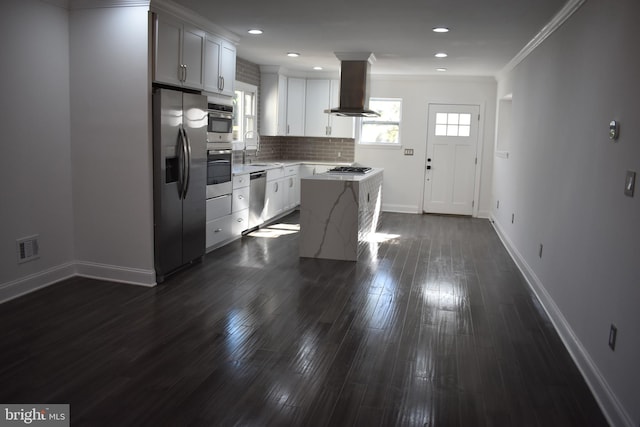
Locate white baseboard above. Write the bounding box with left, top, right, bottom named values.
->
left=0, top=261, right=156, bottom=304
left=490, top=216, right=634, bottom=427
left=0, top=262, right=76, bottom=304
left=75, top=261, right=157, bottom=287
left=382, top=203, right=419, bottom=214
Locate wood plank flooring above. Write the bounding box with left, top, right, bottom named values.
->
left=0, top=212, right=609, bottom=426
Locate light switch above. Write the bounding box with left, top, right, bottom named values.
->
left=624, top=170, right=635, bottom=197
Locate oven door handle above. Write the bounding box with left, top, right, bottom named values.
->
left=207, top=160, right=231, bottom=164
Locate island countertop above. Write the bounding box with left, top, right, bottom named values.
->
left=301, top=167, right=383, bottom=182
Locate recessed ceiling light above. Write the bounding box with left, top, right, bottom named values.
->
left=287, top=52, right=300, bottom=57
left=432, top=27, right=449, bottom=33
left=436, top=68, right=448, bottom=72
left=247, top=29, right=263, bottom=35
left=313, top=66, right=323, bottom=70
left=435, top=52, right=448, bottom=58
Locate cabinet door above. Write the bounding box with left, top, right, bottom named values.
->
left=181, top=25, right=205, bottom=89
left=305, top=79, right=331, bottom=137
left=260, top=73, right=288, bottom=136
left=203, top=36, right=221, bottom=93
left=219, top=41, right=236, bottom=97
left=154, top=15, right=182, bottom=86
left=286, top=77, right=306, bottom=136
left=265, top=179, right=284, bottom=219
left=329, top=79, right=355, bottom=138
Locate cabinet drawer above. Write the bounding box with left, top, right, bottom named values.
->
left=267, top=167, right=284, bottom=181
left=232, top=208, right=249, bottom=235
left=284, top=165, right=299, bottom=176
left=206, top=215, right=234, bottom=248
left=206, top=194, right=232, bottom=221
left=233, top=173, right=249, bottom=189
left=232, top=186, right=250, bottom=213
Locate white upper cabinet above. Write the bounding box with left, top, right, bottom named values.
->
left=304, top=79, right=331, bottom=137
left=329, top=80, right=355, bottom=138
left=304, top=79, right=354, bottom=138
left=260, top=73, right=353, bottom=138
left=260, top=72, right=288, bottom=136
left=204, top=35, right=236, bottom=97
left=286, top=77, right=306, bottom=136
left=154, top=14, right=205, bottom=90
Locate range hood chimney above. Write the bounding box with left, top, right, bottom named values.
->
left=327, top=52, right=380, bottom=117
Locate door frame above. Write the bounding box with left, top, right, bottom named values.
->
left=421, top=101, right=486, bottom=217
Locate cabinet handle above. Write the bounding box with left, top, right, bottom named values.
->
left=238, top=195, right=244, bottom=199
left=287, top=125, right=290, bottom=134
left=221, top=76, right=225, bottom=90
left=215, top=228, right=223, bottom=233
left=237, top=218, right=243, bottom=222
left=275, top=182, right=279, bottom=192
left=183, top=65, right=187, bottom=82
left=289, top=177, right=293, bottom=188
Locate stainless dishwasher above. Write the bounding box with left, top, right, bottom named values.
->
left=248, top=171, right=266, bottom=229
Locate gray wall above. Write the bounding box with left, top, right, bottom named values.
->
left=492, top=0, right=640, bottom=425
left=0, top=0, right=75, bottom=300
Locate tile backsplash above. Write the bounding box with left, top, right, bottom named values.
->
left=235, top=136, right=355, bottom=165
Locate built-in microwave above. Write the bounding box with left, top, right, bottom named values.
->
left=207, top=103, right=233, bottom=143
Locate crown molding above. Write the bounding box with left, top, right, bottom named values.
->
left=69, top=0, right=150, bottom=8
left=150, top=0, right=240, bottom=43
left=497, top=0, right=587, bottom=80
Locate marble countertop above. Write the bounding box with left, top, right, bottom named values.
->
left=232, top=160, right=351, bottom=176
left=301, top=167, right=383, bottom=182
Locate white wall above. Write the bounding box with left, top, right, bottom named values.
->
left=70, top=5, right=155, bottom=285
left=492, top=0, right=640, bottom=425
left=0, top=0, right=75, bottom=301
left=356, top=76, right=496, bottom=216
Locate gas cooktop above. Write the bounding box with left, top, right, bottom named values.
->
left=327, top=166, right=372, bottom=174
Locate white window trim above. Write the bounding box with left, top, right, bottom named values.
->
left=234, top=81, right=258, bottom=150
left=357, top=97, right=402, bottom=146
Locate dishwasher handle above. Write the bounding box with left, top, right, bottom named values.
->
left=250, top=171, right=266, bottom=180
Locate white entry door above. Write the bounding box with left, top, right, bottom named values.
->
left=423, top=104, right=480, bottom=215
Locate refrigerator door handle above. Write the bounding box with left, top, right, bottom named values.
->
left=182, top=126, right=192, bottom=198
left=177, top=125, right=185, bottom=199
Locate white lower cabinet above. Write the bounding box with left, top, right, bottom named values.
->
left=232, top=186, right=250, bottom=213
left=232, top=209, right=249, bottom=235
left=206, top=214, right=234, bottom=248
left=265, top=178, right=285, bottom=220
left=283, top=165, right=300, bottom=210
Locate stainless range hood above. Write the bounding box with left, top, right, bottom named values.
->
left=327, top=52, right=380, bottom=117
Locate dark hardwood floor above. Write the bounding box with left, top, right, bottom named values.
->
left=0, top=212, right=608, bottom=426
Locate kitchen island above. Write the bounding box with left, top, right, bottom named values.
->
left=299, top=168, right=383, bottom=261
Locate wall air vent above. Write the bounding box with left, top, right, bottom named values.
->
left=16, top=235, right=40, bottom=264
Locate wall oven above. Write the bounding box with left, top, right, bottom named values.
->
left=206, top=149, right=232, bottom=199
left=207, top=103, right=233, bottom=144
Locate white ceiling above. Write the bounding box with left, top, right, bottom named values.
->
left=171, top=0, right=568, bottom=77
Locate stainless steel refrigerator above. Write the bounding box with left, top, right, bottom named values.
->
left=153, top=87, right=207, bottom=282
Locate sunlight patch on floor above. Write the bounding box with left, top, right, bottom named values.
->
left=247, top=223, right=300, bottom=238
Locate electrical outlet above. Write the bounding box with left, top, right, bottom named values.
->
left=16, top=235, right=40, bottom=264
left=404, top=148, right=414, bottom=156
left=337, top=152, right=341, bottom=158
left=608, top=324, right=617, bottom=351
